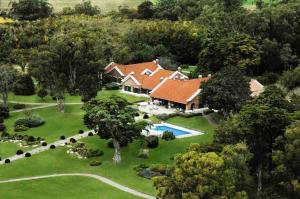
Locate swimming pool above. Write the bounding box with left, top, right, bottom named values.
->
left=147, top=123, right=203, bottom=138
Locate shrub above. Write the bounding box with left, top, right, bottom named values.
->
left=25, top=152, right=31, bottom=157
left=41, top=142, right=47, bottom=146
left=15, top=117, right=45, bottom=128
left=105, top=82, right=120, bottom=90
left=138, top=149, right=149, bottom=159
left=13, top=75, right=35, bottom=96
left=162, top=131, right=175, bottom=141
left=89, top=161, right=102, bottom=167
left=0, top=105, right=9, bottom=119
left=5, top=159, right=10, bottom=164
left=78, top=130, right=84, bottom=134
left=156, top=113, right=169, bottom=120
left=0, top=123, right=6, bottom=132
left=88, top=132, right=93, bottom=136
left=150, top=164, right=174, bottom=176
left=50, top=145, right=56, bottom=149
left=143, top=114, right=149, bottom=119
left=13, top=103, right=26, bottom=110
left=87, top=149, right=104, bottom=158
left=16, top=149, right=24, bottom=155
left=60, top=135, right=66, bottom=140
left=133, top=164, right=149, bottom=172
left=70, top=138, right=77, bottom=143
left=145, top=135, right=159, bottom=148
left=14, top=125, right=29, bottom=132
left=138, top=168, right=162, bottom=179
left=37, top=88, right=48, bottom=100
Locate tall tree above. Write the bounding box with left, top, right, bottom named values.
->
left=201, top=66, right=250, bottom=116
left=0, top=65, right=17, bottom=106
left=83, top=96, right=138, bottom=164
left=137, top=1, right=154, bottom=19
left=10, top=0, right=53, bottom=20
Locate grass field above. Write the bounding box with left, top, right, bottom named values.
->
left=0, top=0, right=148, bottom=12
left=0, top=176, right=140, bottom=199
left=7, top=90, right=147, bottom=104
left=0, top=115, right=214, bottom=196
left=0, top=142, right=22, bottom=159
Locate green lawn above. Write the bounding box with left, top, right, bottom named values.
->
left=0, top=142, right=22, bottom=159
left=0, top=176, right=140, bottom=199
left=0, top=115, right=215, bottom=195
left=7, top=90, right=148, bottom=104
left=4, top=105, right=87, bottom=143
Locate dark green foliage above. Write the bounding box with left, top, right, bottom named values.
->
left=15, top=117, right=45, bottom=128
left=70, top=138, right=77, bottom=143
left=201, top=66, right=250, bottom=116
left=50, top=145, right=56, bottom=149
left=16, top=150, right=24, bottom=155
left=25, top=152, right=31, bottom=157
left=78, top=130, right=84, bottom=134
left=87, top=149, right=104, bottom=158
left=14, top=125, right=29, bottom=132
left=37, top=88, right=48, bottom=100
left=0, top=105, right=9, bottom=119
left=13, top=75, right=35, bottom=96
left=88, top=132, right=93, bottom=136
left=60, top=136, right=66, bottom=140
left=13, top=103, right=26, bottom=110
left=89, top=160, right=102, bottom=166
left=137, top=1, right=154, bottom=19
left=74, top=0, right=100, bottom=16
left=145, top=135, right=159, bottom=148
left=280, top=66, right=300, bottom=90
left=162, top=131, right=175, bottom=141
left=41, top=142, right=47, bottom=146
left=10, top=0, right=53, bottom=20
left=5, top=159, right=10, bottom=164
left=0, top=123, right=6, bottom=132
left=143, top=114, right=149, bottom=119
left=256, top=72, right=280, bottom=85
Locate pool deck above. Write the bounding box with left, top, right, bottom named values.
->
left=142, top=123, right=204, bottom=138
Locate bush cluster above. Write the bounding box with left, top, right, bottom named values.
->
left=87, top=149, right=104, bottom=158
left=13, top=103, right=26, bottom=110
left=15, top=117, right=45, bottom=128
left=14, top=125, right=29, bottom=132
left=145, top=135, right=159, bottom=148
left=162, top=131, right=176, bottom=141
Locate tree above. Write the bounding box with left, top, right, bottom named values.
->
left=137, top=1, right=154, bottom=19
left=153, top=143, right=251, bottom=199
left=13, top=74, right=35, bottom=96
left=272, top=121, right=300, bottom=198
left=74, top=0, right=100, bottom=16
left=83, top=96, right=138, bottom=164
left=201, top=66, right=250, bottom=116
left=280, top=66, right=300, bottom=90
left=10, top=0, right=53, bottom=20
left=0, top=65, right=17, bottom=106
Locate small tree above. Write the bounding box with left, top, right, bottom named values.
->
left=37, top=88, right=48, bottom=101
left=0, top=65, right=17, bottom=106
left=74, top=0, right=100, bottom=16
left=83, top=96, right=138, bottom=164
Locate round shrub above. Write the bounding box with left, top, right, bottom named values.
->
left=25, top=152, right=31, bottom=157
left=0, top=105, right=9, bottom=119
left=37, top=88, right=48, bottom=100
left=41, top=142, right=47, bottom=146
left=162, top=131, right=176, bottom=141
left=78, top=130, right=84, bottom=134
left=14, top=125, right=29, bottom=132
left=70, top=138, right=77, bottom=143
left=143, top=114, right=149, bottom=119
left=50, top=145, right=56, bottom=149
left=16, top=149, right=24, bottom=155
left=89, top=160, right=102, bottom=167
left=5, top=159, right=10, bottom=164
left=15, top=117, right=45, bottom=128
left=88, top=132, right=93, bottom=136
left=145, top=135, right=159, bottom=148
left=13, top=75, right=35, bottom=96
left=13, top=103, right=26, bottom=110
left=60, top=135, right=66, bottom=140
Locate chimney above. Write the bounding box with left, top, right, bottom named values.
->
left=154, top=59, right=160, bottom=64
left=208, top=74, right=212, bottom=78
left=198, top=75, right=202, bottom=78
left=160, top=77, right=164, bottom=82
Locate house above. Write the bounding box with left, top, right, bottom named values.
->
left=150, top=78, right=209, bottom=111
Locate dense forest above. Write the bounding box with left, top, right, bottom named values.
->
left=0, top=0, right=300, bottom=198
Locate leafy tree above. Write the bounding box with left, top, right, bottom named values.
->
left=0, top=26, right=15, bottom=63
left=10, top=0, right=53, bottom=20
left=201, top=66, right=250, bottom=116
left=154, top=143, right=251, bottom=199
left=279, top=66, right=300, bottom=90
left=13, top=74, right=35, bottom=96
left=272, top=120, right=300, bottom=198
left=137, top=1, right=154, bottom=19
left=154, top=0, right=178, bottom=20
left=74, top=0, right=100, bottom=16
left=9, top=48, right=30, bottom=72
left=223, top=0, right=242, bottom=11
left=0, top=65, right=17, bottom=106
left=83, top=96, right=138, bottom=164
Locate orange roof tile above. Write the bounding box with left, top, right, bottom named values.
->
left=150, top=78, right=209, bottom=104
left=105, top=61, right=160, bottom=76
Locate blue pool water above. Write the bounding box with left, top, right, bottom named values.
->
left=153, top=125, right=191, bottom=136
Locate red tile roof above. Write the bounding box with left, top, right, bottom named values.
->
left=105, top=61, right=161, bottom=77
left=150, top=78, right=209, bottom=104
